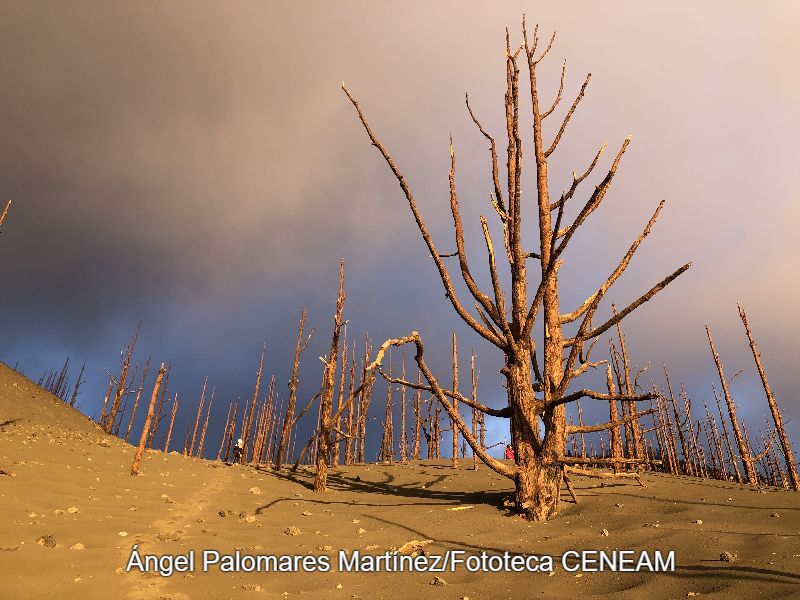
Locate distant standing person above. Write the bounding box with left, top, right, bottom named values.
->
left=504, top=444, right=515, bottom=461
left=232, top=438, right=244, bottom=464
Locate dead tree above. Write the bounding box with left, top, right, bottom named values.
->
left=738, top=306, right=799, bottom=491
left=606, top=366, right=623, bottom=473
left=189, top=377, right=207, bottom=456
left=131, top=363, right=166, bottom=475
left=242, top=344, right=266, bottom=463
left=104, top=321, right=141, bottom=433
left=451, top=333, right=459, bottom=467
left=314, top=259, right=346, bottom=492
left=400, top=352, right=408, bottom=463
left=124, top=356, right=150, bottom=442
left=275, top=310, right=312, bottom=468
left=471, top=351, right=479, bottom=470
left=344, top=346, right=357, bottom=464
left=68, top=362, right=86, bottom=408
left=164, top=393, right=179, bottom=453
left=332, top=325, right=348, bottom=466
left=343, top=20, right=688, bottom=519
left=707, top=326, right=757, bottom=484
left=147, top=364, right=170, bottom=449
left=197, top=387, right=215, bottom=458
left=379, top=353, right=394, bottom=463
left=413, top=370, right=422, bottom=460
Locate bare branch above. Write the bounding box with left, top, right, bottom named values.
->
left=545, top=73, right=591, bottom=158
left=549, top=144, right=606, bottom=211
left=465, top=93, right=506, bottom=216
left=378, top=367, right=511, bottom=418
left=553, top=388, right=659, bottom=408
left=564, top=262, right=692, bottom=345
left=568, top=407, right=656, bottom=433
left=541, top=60, right=565, bottom=119
left=560, top=200, right=666, bottom=324
left=343, top=85, right=505, bottom=349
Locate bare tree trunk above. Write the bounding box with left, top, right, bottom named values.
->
left=224, top=399, right=238, bottom=463
left=242, top=345, right=265, bottom=464
left=218, top=401, right=232, bottom=461
left=106, top=321, right=141, bottom=433
left=197, top=388, right=215, bottom=459
left=131, top=364, right=166, bottom=475
left=400, top=352, right=408, bottom=463
left=275, top=309, right=310, bottom=469
left=147, top=364, right=169, bottom=449
left=707, top=326, right=757, bottom=484
left=344, top=346, right=357, bottom=465
left=451, top=333, right=459, bottom=467
left=124, top=356, right=150, bottom=442
left=314, top=259, right=346, bottom=493
left=471, top=351, right=479, bottom=470
left=413, top=370, right=422, bottom=460
left=332, top=327, right=347, bottom=467
left=164, top=393, right=179, bottom=453
left=738, top=306, right=799, bottom=491
left=606, top=366, right=623, bottom=473
left=189, top=377, right=207, bottom=456
left=714, top=385, right=741, bottom=482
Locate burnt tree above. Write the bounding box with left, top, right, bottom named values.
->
left=344, top=20, right=688, bottom=520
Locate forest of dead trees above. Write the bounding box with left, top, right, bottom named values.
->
left=2, top=19, right=799, bottom=519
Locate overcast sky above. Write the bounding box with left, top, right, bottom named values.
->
left=1, top=2, right=798, bottom=460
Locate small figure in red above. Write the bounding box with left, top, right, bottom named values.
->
left=504, top=444, right=515, bottom=460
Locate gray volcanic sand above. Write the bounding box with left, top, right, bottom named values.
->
left=1, top=362, right=798, bottom=599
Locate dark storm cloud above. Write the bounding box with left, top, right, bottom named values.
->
left=1, top=1, right=799, bottom=452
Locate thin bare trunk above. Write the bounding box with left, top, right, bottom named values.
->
left=131, top=364, right=166, bottom=475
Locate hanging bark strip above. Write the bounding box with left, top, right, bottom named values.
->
left=706, top=326, right=757, bottom=484
left=164, top=393, right=179, bottom=453
left=738, top=305, right=799, bottom=491
left=131, top=363, right=166, bottom=475
left=105, top=321, right=141, bottom=433
left=451, top=333, right=459, bottom=467
left=314, top=259, right=347, bottom=493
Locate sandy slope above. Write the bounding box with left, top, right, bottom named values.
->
left=1, top=362, right=798, bottom=600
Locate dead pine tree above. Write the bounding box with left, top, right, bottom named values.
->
left=314, top=259, right=347, bottom=493
left=188, top=377, right=207, bottom=456
left=379, top=352, right=394, bottom=463
left=343, top=18, right=689, bottom=519
left=275, top=309, right=312, bottom=469
left=164, top=393, right=179, bottom=453
left=332, top=325, right=348, bottom=467
left=242, top=344, right=266, bottom=464
left=451, top=332, right=459, bottom=468
left=197, top=388, right=215, bottom=458
left=68, top=362, right=86, bottom=408
left=413, top=370, right=422, bottom=460
left=131, top=363, right=166, bottom=476
left=104, top=321, right=141, bottom=434
left=738, top=305, right=799, bottom=491
left=400, top=352, right=408, bottom=463
left=706, top=326, right=758, bottom=484
left=124, top=355, right=150, bottom=442
left=471, top=351, right=479, bottom=470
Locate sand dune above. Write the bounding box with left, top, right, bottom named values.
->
left=1, top=362, right=798, bottom=599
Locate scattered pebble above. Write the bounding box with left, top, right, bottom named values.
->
left=770, top=513, right=781, bottom=518
left=720, top=551, right=737, bottom=562
left=600, top=529, right=609, bottom=537
left=70, top=543, right=85, bottom=550
left=357, top=528, right=366, bottom=535
left=430, top=576, right=447, bottom=586
left=118, top=531, right=128, bottom=537
left=67, top=507, right=79, bottom=514
left=35, top=535, right=56, bottom=548
left=242, top=583, right=264, bottom=592
left=284, top=527, right=302, bottom=536
left=694, top=520, right=703, bottom=525
left=249, top=487, right=261, bottom=495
